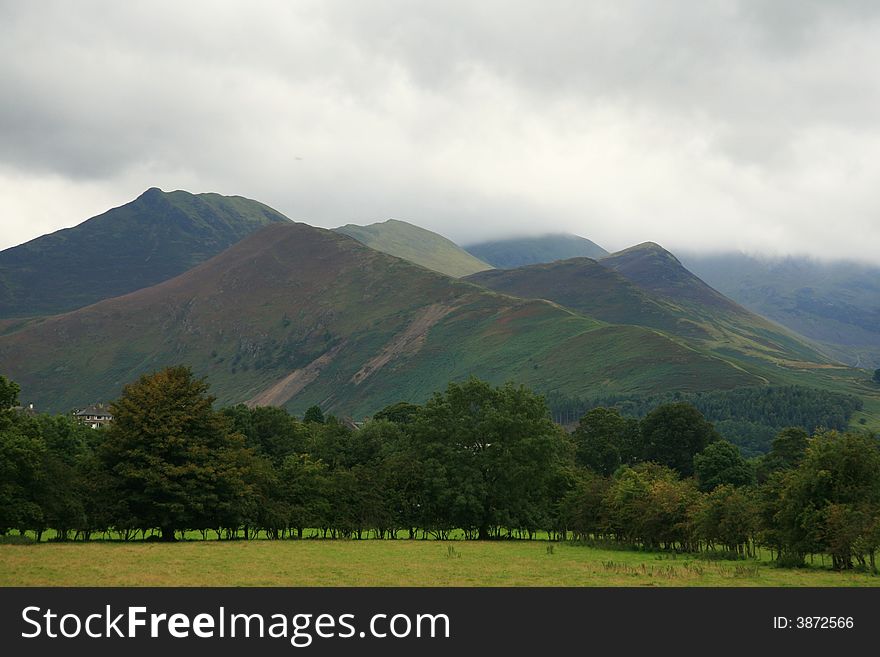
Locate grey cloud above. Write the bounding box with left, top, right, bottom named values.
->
left=1, top=1, right=880, bottom=262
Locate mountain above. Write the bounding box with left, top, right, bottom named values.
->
left=464, top=247, right=880, bottom=432
left=467, top=246, right=831, bottom=363
left=598, top=243, right=829, bottom=364
left=334, top=219, right=491, bottom=278
left=682, top=252, right=880, bottom=369
left=600, top=243, right=739, bottom=312
left=0, top=188, right=290, bottom=319
left=464, top=233, right=608, bottom=269
left=0, top=223, right=762, bottom=416
left=466, top=258, right=699, bottom=338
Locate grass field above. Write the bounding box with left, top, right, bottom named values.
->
left=2, top=540, right=878, bottom=587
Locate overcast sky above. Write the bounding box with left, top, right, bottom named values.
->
left=2, top=1, right=880, bottom=262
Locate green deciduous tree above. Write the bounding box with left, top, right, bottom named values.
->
left=222, top=404, right=309, bottom=465
left=303, top=405, right=325, bottom=424
left=571, top=407, right=639, bottom=476
left=100, top=365, right=250, bottom=541
left=603, top=463, right=698, bottom=550
left=373, top=401, right=421, bottom=425
left=638, top=402, right=719, bottom=477
left=693, top=440, right=754, bottom=492
left=775, top=431, right=880, bottom=568
left=410, top=378, right=565, bottom=540
left=692, top=484, right=757, bottom=555
left=0, top=375, right=20, bottom=412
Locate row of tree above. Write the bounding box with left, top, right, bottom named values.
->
left=546, top=385, right=863, bottom=456
left=1, top=368, right=878, bottom=569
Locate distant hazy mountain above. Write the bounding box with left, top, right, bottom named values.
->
left=682, top=252, right=880, bottom=368
left=464, top=233, right=608, bottom=269
left=0, top=188, right=290, bottom=319
left=0, top=222, right=763, bottom=416
left=335, top=219, right=492, bottom=278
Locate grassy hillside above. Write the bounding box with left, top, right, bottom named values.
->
left=0, top=188, right=290, bottom=318
left=599, top=243, right=831, bottom=365
left=469, top=249, right=831, bottom=365
left=464, top=233, right=608, bottom=269
left=334, top=219, right=491, bottom=278
left=0, top=223, right=760, bottom=417
left=466, top=258, right=708, bottom=339
left=682, top=252, right=880, bottom=369
left=465, top=249, right=880, bottom=434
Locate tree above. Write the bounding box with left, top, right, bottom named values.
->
left=222, top=404, right=308, bottom=465
left=603, top=463, right=698, bottom=550
left=101, top=365, right=250, bottom=541
left=769, top=427, right=809, bottom=469
left=303, top=405, right=325, bottom=424
left=638, top=402, right=719, bottom=477
left=571, top=407, right=639, bottom=476
left=0, top=375, right=46, bottom=536
left=693, top=484, right=757, bottom=555
left=0, top=375, right=20, bottom=412
left=756, top=427, right=810, bottom=482
left=775, top=430, right=880, bottom=568
left=409, top=378, right=565, bottom=540
left=373, top=401, right=421, bottom=425
left=558, top=467, right=610, bottom=541
left=32, top=414, right=92, bottom=540
left=0, top=419, right=45, bottom=536
left=693, top=440, right=754, bottom=492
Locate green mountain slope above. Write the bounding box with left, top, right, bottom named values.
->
left=599, top=243, right=829, bottom=364
left=334, top=219, right=492, bottom=278
left=682, top=252, right=880, bottom=369
left=464, top=233, right=608, bottom=269
left=0, top=188, right=290, bottom=319
left=465, top=249, right=880, bottom=432
left=466, top=258, right=705, bottom=338
left=0, top=223, right=761, bottom=417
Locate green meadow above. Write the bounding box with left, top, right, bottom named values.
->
left=2, top=540, right=878, bottom=587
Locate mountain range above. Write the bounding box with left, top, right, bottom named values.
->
left=0, top=221, right=759, bottom=417
left=0, top=189, right=877, bottom=434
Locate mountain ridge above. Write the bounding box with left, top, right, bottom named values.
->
left=0, top=188, right=291, bottom=319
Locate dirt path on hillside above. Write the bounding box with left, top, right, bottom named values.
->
left=350, top=303, right=457, bottom=386
left=247, top=342, right=346, bottom=407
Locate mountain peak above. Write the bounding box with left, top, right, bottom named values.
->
left=0, top=189, right=290, bottom=319
left=601, top=242, right=739, bottom=312
left=136, top=186, right=166, bottom=200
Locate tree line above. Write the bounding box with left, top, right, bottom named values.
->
left=1, top=368, right=878, bottom=570
left=545, top=386, right=863, bottom=457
